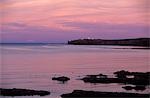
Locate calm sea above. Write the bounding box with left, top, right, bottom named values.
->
left=0, top=44, right=149, bottom=98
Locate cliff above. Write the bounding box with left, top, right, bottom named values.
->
left=68, top=38, right=150, bottom=47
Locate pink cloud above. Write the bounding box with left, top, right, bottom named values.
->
left=1, top=0, right=149, bottom=42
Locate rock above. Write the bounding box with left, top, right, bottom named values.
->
left=122, top=86, right=146, bottom=91
left=114, top=70, right=150, bottom=85
left=52, top=76, right=70, bottom=82
left=114, top=70, right=130, bottom=79
left=0, top=88, right=50, bottom=96
left=82, top=76, right=124, bottom=84
left=81, top=71, right=150, bottom=86
left=86, top=74, right=108, bottom=79
left=61, top=90, right=149, bottom=98
left=122, top=86, right=133, bottom=90
left=134, top=86, right=146, bottom=91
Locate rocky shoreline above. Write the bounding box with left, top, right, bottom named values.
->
left=61, top=70, right=149, bottom=98
left=0, top=70, right=149, bottom=97
left=81, top=70, right=149, bottom=86
left=61, top=90, right=149, bottom=98
left=0, top=88, right=50, bottom=96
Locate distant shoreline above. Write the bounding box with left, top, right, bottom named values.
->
left=68, top=38, right=150, bottom=47
left=0, top=43, right=66, bottom=46
left=0, top=38, right=150, bottom=48
left=0, top=43, right=66, bottom=45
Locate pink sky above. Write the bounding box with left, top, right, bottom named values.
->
left=1, top=0, right=149, bottom=43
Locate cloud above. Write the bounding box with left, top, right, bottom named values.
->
left=1, top=0, right=149, bottom=42
left=1, top=22, right=149, bottom=43
left=60, top=21, right=148, bottom=34
left=3, top=22, right=27, bottom=27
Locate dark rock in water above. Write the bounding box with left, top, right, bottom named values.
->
left=82, top=76, right=124, bottom=84
left=86, top=74, right=108, bottom=79
left=61, top=90, right=149, bottom=98
left=0, top=88, right=50, bottom=96
left=114, top=70, right=150, bottom=85
left=52, top=76, right=70, bottom=82
left=122, top=85, right=146, bottom=91
left=81, top=71, right=150, bottom=86
left=114, top=70, right=150, bottom=79
left=122, top=86, right=133, bottom=90
left=114, top=70, right=130, bottom=79
left=81, top=74, right=116, bottom=84
left=134, top=86, right=146, bottom=91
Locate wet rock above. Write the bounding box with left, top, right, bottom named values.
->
left=122, top=86, right=133, bottom=90
left=114, top=70, right=130, bottom=79
left=61, top=90, right=149, bottom=98
left=81, top=71, right=150, bottom=86
left=82, top=77, right=124, bottom=84
left=0, top=88, right=50, bottom=96
left=114, top=70, right=150, bottom=85
left=134, top=86, right=146, bottom=91
left=122, top=85, right=146, bottom=91
left=52, top=76, right=70, bottom=82
left=81, top=73, right=125, bottom=84
left=114, top=70, right=150, bottom=79
left=86, top=74, right=108, bottom=79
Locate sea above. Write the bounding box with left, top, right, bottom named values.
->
left=0, top=44, right=149, bottom=98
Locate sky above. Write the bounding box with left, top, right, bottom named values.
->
left=0, top=0, right=149, bottom=43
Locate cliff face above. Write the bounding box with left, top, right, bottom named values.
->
left=68, top=38, right=150, bottom=47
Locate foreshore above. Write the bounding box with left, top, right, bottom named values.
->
left=61, top=70, right=149, bottom=98
left=61, top=90, right=149, bottom=98
left=0, top=70, right=149, bottom=97
left=0, top=88, right=50, bottom=96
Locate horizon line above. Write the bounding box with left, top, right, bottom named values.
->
left=0, top=37, right=149, bottom=44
